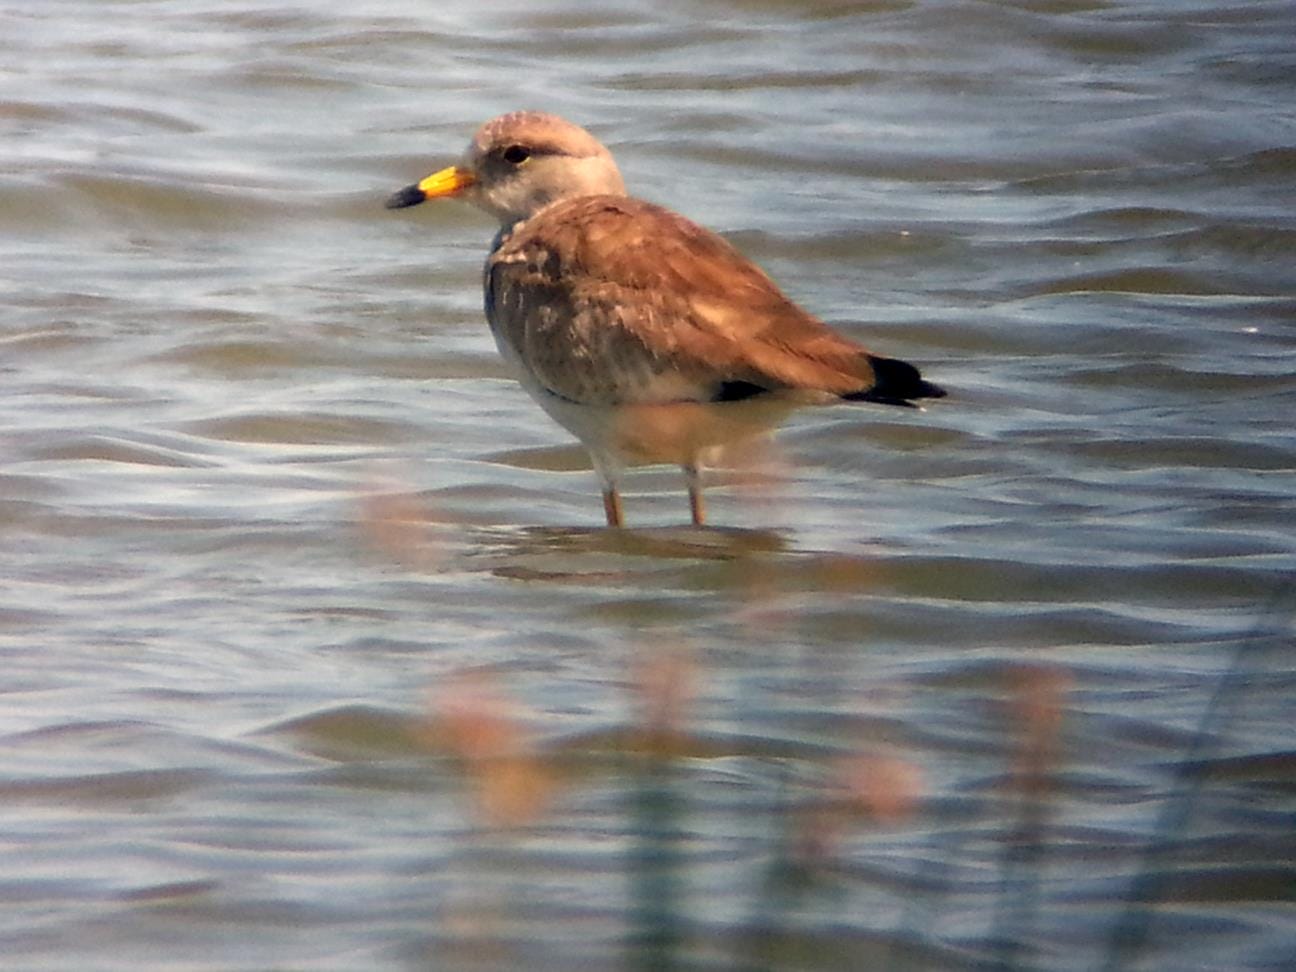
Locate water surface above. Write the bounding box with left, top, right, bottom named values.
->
left=2, top=1, right=1294, bottom=969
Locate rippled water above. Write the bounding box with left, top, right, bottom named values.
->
left=3, top=1, right=1294, bottom=969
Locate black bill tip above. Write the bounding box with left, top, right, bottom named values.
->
left=384, top=184, right=427, bottom=210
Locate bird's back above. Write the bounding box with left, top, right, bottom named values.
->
left=485, top=194, right=923, bottom=407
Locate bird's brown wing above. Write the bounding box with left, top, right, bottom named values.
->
left=485, top=195, right=882, bottom=406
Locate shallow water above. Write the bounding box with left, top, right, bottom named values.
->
left=3, top=1, right=1294, bottom=969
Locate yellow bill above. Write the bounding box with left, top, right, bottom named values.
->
left=384, top=165, right=476, bottom=210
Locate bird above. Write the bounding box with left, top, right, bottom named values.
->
left=385, top=111, right=945, bottom=528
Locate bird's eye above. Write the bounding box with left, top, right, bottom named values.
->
left=501, top=145, right=531, bottom=165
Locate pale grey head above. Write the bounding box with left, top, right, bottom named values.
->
left=385, top=111, right=627, bottom=227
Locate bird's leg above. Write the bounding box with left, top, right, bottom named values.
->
left=602, top=487, right=624, bottom=528
left=592, top=458, right=625, bottom=528
left=684, top=462, right=706, bottom=527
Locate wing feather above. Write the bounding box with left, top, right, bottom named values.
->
left=484, top=196, right=880, bottom=406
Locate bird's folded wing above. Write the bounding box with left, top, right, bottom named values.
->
left=485, top=196, right=880, bottom=406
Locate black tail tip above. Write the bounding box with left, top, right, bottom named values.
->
left=845, top=355, right=946, bottom=408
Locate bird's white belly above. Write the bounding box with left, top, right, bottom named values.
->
left=491, top=326, right=793, bottom=478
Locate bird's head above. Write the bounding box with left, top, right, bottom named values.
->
left=385, top=111, right=626, bottom=227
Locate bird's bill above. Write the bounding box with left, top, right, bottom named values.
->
left=384, top=165, right=476, bottom=209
